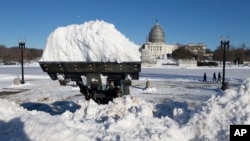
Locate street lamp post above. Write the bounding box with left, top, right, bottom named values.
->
left=19, top=40, right=25, bottom=84
left=220, top=36, right=230, bottom=90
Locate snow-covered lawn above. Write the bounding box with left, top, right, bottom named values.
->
left=0, top=65, right=250, bottom=141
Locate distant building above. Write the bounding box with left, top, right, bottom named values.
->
left=185, top=43, right=206, bottom=55
left=140, top=20, right=207, bottom=63
left=140, top=21, right=179, bottom=63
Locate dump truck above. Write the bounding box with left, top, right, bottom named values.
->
left=39, top=61, right=141, bottom=104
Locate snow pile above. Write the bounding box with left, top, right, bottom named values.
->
left=1, top=65, right=250, bottom=140
left=143, top=87, right=157, bottom=93
left=0, top=96, right=180, bottom=141
left=0, top=78, right=250, bottom=140
left=40, top=20, right=141, bottom=62
left=186, top=78, right=250, bottom=140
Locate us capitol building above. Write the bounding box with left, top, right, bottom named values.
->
left=140, top=20, right=206, bottom=63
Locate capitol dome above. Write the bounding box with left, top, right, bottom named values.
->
left=148, top=21, right=165, bottom=43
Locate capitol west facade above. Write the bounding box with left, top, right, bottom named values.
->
left=140, top=21, right=206, bottom=63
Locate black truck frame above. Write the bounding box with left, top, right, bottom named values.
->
left=39, top=61, right=141, bottom=104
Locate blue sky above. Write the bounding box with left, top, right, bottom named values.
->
left=1, top=0, right=250, bottom=50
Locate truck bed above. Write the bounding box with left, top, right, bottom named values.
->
left=39, top=61, right=141, bottom=81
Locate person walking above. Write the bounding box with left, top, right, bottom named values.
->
left=217, top=72, right=221, bottom=83
left=213, top=72, right=217, bottom=82
left=203, top=72, right=207, bottom=82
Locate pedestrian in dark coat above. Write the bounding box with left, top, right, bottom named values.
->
left=203, top=72, right=207, bottom=82
left=213, top=72, right=217, bottom=82
left=217, top=72, right=221, bottom=83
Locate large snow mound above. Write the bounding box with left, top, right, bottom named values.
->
left=40, top=20, right=141, bottom=62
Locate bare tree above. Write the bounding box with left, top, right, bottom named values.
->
left=0, top=45, right=42, bottom=62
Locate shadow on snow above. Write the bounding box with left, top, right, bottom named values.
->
left=0, top=118, right=31, bottom=141
left=20, top=101, right=81, bottom=115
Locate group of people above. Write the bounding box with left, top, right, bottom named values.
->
left=203, top=72, right=221, bottom=83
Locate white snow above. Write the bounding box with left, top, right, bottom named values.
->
left=143, top=87, right=157, bottom=93
left=40, top=20, right=141, bottom=63
left=1, top=65, right=250, bottom=141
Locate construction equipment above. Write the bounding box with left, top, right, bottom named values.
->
left=39, top=61, right=141, bottom=104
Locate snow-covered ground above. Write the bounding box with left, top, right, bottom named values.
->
left=1, top=65, right=250, bottom=141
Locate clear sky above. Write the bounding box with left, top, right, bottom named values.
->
left=1, top=0, right=250, bottom=50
